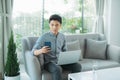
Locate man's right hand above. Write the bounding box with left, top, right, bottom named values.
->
left=41, top=46, right=51, bottom=53
left=34, top=46, right=51, bottom=56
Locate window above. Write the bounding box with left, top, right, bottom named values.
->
left=12, top=0, right=95, bottom=51
left=44, top=0, right=83, bottom=33
left=43, top=0, right=96, bottom=33
left=13, top=0, right=42, bottom=52
left=84, top=0, right=96, bottom=32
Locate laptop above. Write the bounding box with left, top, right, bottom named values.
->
left=57, top=50, right=81, bottom=65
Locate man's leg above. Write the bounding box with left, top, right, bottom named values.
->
left=61, top=63, right=81, bottom=73
left=44, top=62, right=62, bottom=80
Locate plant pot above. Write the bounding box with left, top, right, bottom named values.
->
left=4, top=74, right=20, bottom=80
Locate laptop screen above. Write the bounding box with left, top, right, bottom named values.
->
left=57, top=50, right=81, bottom=65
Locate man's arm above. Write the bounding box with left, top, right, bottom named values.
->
left=34, top=49, right=42, bottom=56
left=34, top=47, right=51, bottom=56
left=32, top=36, right=43, bottom=56
left=32, top=34, right=51, bottom=56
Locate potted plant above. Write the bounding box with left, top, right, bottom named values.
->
left=4, top=31, right=20, bottom=80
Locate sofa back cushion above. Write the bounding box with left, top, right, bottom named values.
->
left=66, top=40, right=82, bottom=60
left=25, top=33, right=104, bottom=52
left=26, top=37, right=38, bottom=50
left=66, top=40, right=80, bottom=51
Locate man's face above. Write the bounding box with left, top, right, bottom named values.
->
left=49, top=20, right=61, bottom=34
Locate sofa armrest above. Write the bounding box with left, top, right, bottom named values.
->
left=107, top=45, right=120, bottom=63
left=25, top=51, right=42, bottom=80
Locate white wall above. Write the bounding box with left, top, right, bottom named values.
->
left=105, top=0, right=120, bottom=46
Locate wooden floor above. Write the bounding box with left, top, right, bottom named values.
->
left=0, top=73, right=2, bottom=80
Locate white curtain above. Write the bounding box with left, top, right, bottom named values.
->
left=0, top=0, right=13, bottom=78
left=93, top=0, right=105, bottom=34
left=0, top=0, right=2, bottom=76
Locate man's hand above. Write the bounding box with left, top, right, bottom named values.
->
left=34, top=46, right=51, bottom=56
left=41, top=46, right=51, bottom=53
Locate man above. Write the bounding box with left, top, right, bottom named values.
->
left=32, top=14, right=81, bottom=80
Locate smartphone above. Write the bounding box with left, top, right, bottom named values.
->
left=44, top=42, right=51, bottom=48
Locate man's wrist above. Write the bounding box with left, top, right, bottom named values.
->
left=34, top=49, right=42, bottom=55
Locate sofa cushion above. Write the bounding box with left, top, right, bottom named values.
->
left=66, top=40, right=80, bottom=51
left=80, top=59, right=120, bottom=71
left=85, top=39, right=107, bottom=59
left=42, top=69, right=70, bottom=80
left=38, top=54, right=44, bottom=70
left=25, top=51, right=41, bottom=80
left=66, top=40, right=82, bottom=60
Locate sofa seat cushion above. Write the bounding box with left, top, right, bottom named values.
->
left=79, top=59, right=120, bottom=71
left=42, top=70, right=52, bottom=80
left=42, top=70, right=70, bottom=80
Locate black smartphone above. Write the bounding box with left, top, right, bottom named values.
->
left=44, top=42, right=51, bottom=48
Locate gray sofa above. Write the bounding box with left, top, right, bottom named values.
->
left=22, top=33, right=120, bottom=80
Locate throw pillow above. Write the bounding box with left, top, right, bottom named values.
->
left=85, top=39, right=107, bottom=59
left=66, top=40, right=80, bottom=51
left=66, top=40, right=82, bottom=60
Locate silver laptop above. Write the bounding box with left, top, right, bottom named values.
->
left=57, top=50, right=81, bottom=65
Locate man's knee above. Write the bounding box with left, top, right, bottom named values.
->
left=54, top=65, right=62, bottom=73
left=48, top=63, right=62, bottom=73
left=72, top=63, right=81, bottom=73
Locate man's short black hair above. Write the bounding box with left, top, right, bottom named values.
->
left=49, top=14, right=62, bottom=24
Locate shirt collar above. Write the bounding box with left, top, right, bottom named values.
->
left=49, top=31, right=59, bottom=37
